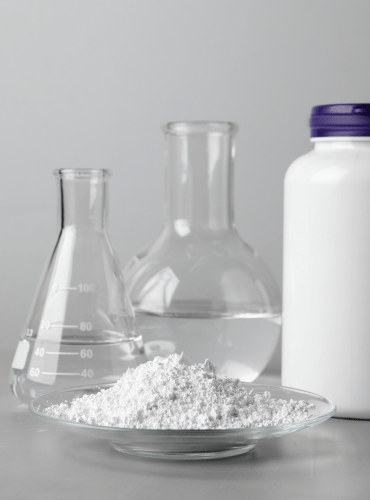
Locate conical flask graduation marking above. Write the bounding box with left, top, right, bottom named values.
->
left=10, top=169, right=144, bottom=404
left=123, top=122, right=281, bottom=381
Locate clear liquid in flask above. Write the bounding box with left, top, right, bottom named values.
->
left=136, top=310, right=281, bottom=381
left=10, top=333, right=145, bottom=403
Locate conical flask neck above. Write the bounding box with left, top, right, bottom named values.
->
left=55, top=169, right=109, bottom=230
left=163, top=122, right=237, bottom=235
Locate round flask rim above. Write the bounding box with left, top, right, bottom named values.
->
left=162, top=121, right=239, bottom=136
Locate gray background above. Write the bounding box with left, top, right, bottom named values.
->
left=1, top=0, right=370, bottom=372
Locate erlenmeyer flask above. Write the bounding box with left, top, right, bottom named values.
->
left=10, top=169, right=144, bottom=404
left=124, top=122, right=281, bottom=381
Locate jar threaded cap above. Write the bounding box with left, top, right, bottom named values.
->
left=310, top=104, right=370, bottom=137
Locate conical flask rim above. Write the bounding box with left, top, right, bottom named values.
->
left=53, top=169, right=112, bottom=178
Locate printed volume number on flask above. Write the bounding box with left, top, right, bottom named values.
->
left=40, top=321, right=93, bottom=331
left=51, top=283, right=96, bottom=293
left=28, top=366, right=94, bottom=379
left=27, top=345, right=95, bottom=384
left=33, top=347, right=93, bottom=358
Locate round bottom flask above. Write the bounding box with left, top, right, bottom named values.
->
left=124, top=122, right=281, bottom=381
left=10, top=169, right=145, bottom=404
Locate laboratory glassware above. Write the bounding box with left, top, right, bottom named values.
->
left=283, top=104, right=370, bottom=418
left=30, top=382, right=336, bottom=460
left=124, top=122, right=281, bottom=381
left=10, top=169, right=144, bottom=404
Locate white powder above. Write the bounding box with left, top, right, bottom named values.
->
left=43, top=353, right=315, bottom=429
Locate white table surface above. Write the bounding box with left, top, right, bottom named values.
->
left=1, top=348, right=369, bottom=500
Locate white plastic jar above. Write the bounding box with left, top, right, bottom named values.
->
left=282, top=103, right=370, bottom=418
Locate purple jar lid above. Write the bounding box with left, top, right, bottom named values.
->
left=310, top=104, right=370, bottom=138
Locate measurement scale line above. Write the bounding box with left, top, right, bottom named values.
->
left=57, top=287, right=78, bottom=291
left=45, top=352, right=79, bottom=355
left=50, top=324, right=79, bottom=329
left=41, top=372, right=81, bottom=376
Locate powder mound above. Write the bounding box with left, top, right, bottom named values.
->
left=43, top=353, right=316, bottom=429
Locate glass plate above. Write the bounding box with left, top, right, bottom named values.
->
left=29, top=382, right=336, bottom=460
